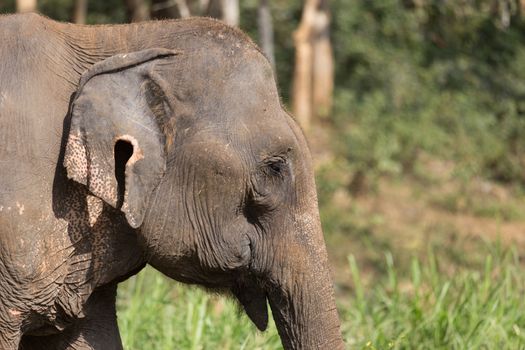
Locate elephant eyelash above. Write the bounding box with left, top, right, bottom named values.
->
left=262, top=156, right=287, bottom=177
left=243, top=154, right=291, bottom=224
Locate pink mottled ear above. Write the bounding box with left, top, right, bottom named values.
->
left=64, top=134, right=89, bottom=188
left=64, top=49, right=178, bottom=228
left=64, top=132, right=119, bottom=208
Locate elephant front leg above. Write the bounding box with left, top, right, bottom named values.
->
left=19, top=284, right=123, bottom=350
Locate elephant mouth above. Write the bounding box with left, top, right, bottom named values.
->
left=232, top=279, right=269, bottom=331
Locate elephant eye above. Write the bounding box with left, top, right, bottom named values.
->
left=264, top=157, right=287, bottom=177
left=244, top=156, right=291, bottom=224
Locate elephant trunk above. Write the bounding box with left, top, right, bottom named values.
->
left=266, top=213, right=345, bottom=349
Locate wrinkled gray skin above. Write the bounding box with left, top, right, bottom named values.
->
left=0, top=13, right=344, bottom=349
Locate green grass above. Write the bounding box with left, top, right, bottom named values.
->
left=117, top=246, right=525, bottom=349
left=344, top=248, right=525, bottom=349
left=116, top=268, right=281, bottom=350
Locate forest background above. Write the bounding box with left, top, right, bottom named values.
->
left=3, top=0, right=525, bottom=348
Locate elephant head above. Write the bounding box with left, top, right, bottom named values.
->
left=63, top=30, right=344, bottom=349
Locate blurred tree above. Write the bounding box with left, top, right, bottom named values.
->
left=175, top=0, right=190, bottom=17
left=198, top=0, right=208, bottom=13
left=220, top=0, right=238, bottom=26
left=149, top=0, right=234, bottom=23
left=73, top=0, right=88, bottom=23
left=16, top=0, right=36, bottom=12
left=492, top=0, right=518, bottom=29
left=257, top=0, right=275, bottom=70
left=205, top=0, right=239, bottom=26
left=292, top=0, right=333, bottom=131
left=151, top=0, right=179, bottom=19
left=123, top=0, right=149, bottom=22
left=292, top=3, right=314, bottom=131
left=311, top=0, right=333, bottom=120
left=206, top=0, right=220, bottom=18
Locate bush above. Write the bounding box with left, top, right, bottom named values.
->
left=330, top=0, right=525, bottom=191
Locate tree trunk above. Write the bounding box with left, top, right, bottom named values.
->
left=292, top=0, right=317, bottom=131
left=257, top=0, right=275, bottom=71
left=151, top=0, right=179, bottom=19
left=499, top=0, right=511, bottom=29
left=73, top=0, right=88, bottom=24
left=204, top=0, right=238, bottom=26
left=220, top=0, right=239, bottom=26
left=312, top=0, right=333, bottom=119
left=199, top=0, right=210, bottom=14
left=291, top=0, right=334, bottom=131
left=16, top=0, right=36, bottom=13
left=175, top=0, right=191, bottom=17
left=292, top=17, right=314, bottom=131
left=123, top=0, right=150, bottom=22
left=206, top=0, right=221, bottom=18
left=151, top=0, right=192, bottom=19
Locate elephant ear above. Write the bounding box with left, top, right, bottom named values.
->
left=64, top=48, right=179, bottom=228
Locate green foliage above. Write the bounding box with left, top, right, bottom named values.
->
left=1, top=0, right=126, bottom=22
left=429, top=190, right=525, bottom=222
left=0, top=0, right=15, bottom=13
left=331, top=0, right=525, bottom=191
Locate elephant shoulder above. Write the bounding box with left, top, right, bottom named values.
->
left=0, top=13, right=67, bottom=96
left=0, top=13, right=57, bottom=46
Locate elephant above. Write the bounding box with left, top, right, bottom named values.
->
left=0, top=13, right=344, bottom=349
